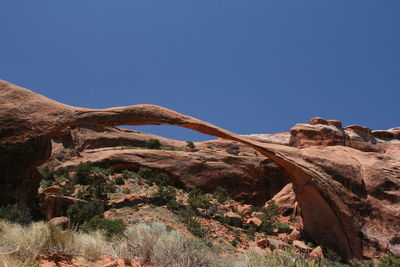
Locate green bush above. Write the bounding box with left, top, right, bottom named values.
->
left=324, top=248, right=342, bottom=263
left=259, top=220, right=274, bottom=234
left=137, top=167, right=152, bottom=180
left=213, top=187, right=228, bottom=203
left=90, top=167, right=114, bottom=176
left=72, top=161, right=94, bottom=185
left=82, top=217, right=126, bottom=237
left=75, top=161, right=94, bottom=175
left=188, top=189, right=211, bottom=211
left=53, top=167, right=70, bottom=178
left=40, top=179, right=54, bottom=189
left=378, top=255, right=400, bottom=267
left=39, top=166, right=54, bottom=179
left=186, top=141, right=195, bottom=149
left=0, top=204, right=32, bottom=225
left=114, top=177, right=124, bottom=185
left=154, top=173, right=169, bottom=186
left=122, top=188, right=131, bottom=194
left=263, top=200, right=280, bottom=220
left=137, top=167, right=169, bottom=186
left=67, top=200, right=104, bottom=224
left=273, top=222, right=290, bottom=233
left=155, top=186, right=176, bottom=201
left=226, top=149, right=239, bottom=156
left=186, top=220, right=206, bottom=238
left=145, top=138, right=161, bottom=149
left=178, top=207, right=196, bottom=223
left=166, top=199, right=181, bottom=211
left=122, top=170, right=140, bottom=179
left=231, top=239, right=239, bottom=247
left=75, top=179, right=115, bottom=201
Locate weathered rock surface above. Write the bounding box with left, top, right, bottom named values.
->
left=1, top=80, right=400, bottom=260
left=41, top=195, right=87, bottom=220
left=290, top=117, right=400, bottom=151
left=46, top=125, right=289, bottom=205
left=270, top=183, right=297, bottom=216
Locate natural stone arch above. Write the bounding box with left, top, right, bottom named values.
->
left=0, top=80, right=361, bottom=260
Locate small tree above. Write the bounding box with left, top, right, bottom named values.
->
left=188, top=189, right=211, bottom=211
left=186, top=220, right=206, bottom=237
left=213, top=186, right=228, bottom=203
left=82, top=217, right=126, bottom=238
left=186, top=141, right=195, bottom=149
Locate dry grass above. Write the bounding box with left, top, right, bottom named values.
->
left=0, top=219, right=348, bottom=267
left=0, top=220, right=107, bottom=266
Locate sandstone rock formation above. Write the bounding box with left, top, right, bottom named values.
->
left=46, top=125, right=289, bottom=205
left=1, top=80, right=399, bottom=260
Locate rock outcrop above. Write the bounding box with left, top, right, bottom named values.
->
left=46, top=125, right=289, bottom=205
left=1, top=80, right=399, bottom=260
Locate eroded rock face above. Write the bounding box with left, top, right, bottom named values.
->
left=1, top=80, right=399, bottom=260
left=46, top=125, right=289, bottom=205
left=290, top=117, right=400, bottom=152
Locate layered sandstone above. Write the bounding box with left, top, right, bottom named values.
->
left=1, top=80, right=399, bottom=260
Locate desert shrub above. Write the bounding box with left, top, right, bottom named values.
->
left=122, top=170, right=140, bottom=179
left=324, top=248, right=342, bottom=263
left=76, top=179, right=115, bottom=201
left=114, top=176, right=124, bottom=185
left=231, top=239, right=239, bottom=247
left=263, top=200, right=280, bottom=220
left=218, top=216, right=240, bottom=227
left=53, top=166, right=70, bottom=178
left=46, top=224, right=76, bottom=254
left=213, top=186, right=228, bottom=203
left=227, top=149, right=240, bottom=155
left=75, top=161, right=94, bottom=175
left=259, top=220, right=274, bottom=234
left=124, top=221, right=168, bottom=263
left=178, top=207, right=196, bottom=223
left=145, top=138, right=161, bottom=149
left=76, top=231, right=108, bottom=261
left=151, top=230, right=230, bottom=267
left=155, top=186, right=176, bottom=201
left=350, top=258, right=375, bottom=267
left=242, top=248, right=332, bottom=267
left=67, top=200, right=104, bottom=225
left=72, top=161, right=94, bottom=185
left=153, top=173, right=169, bottom=186
left=39, top=166, right=54, bottom=179
left=122, top=188, right=131, bottom=194
left=188, top=189, right=211, bottom=211
left=137, top=167, right=169, bottom=186
left=40, top=167, right=70, bottom=189
left=274, top=222, right=290, bottom=233
left=166, top=199, right=181, bottom=211
left=0, top=204, right=32, bottom=225
left=82, top=217, right=126, bottom=238
left=186, top=141, right=195, bottom=149
left=40, top=179, right=54, bottom=189
left=378, top=256, right=400, bottom=267
left=90, top=166, right=114, bottom=176
left=0, top=221, right=77, bottom=265
left=186, top=220, right=206, bottom=238
left=137, top=167, right=152, bottom=179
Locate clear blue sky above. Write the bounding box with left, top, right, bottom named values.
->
left=1, top=1, right=399, bottom=141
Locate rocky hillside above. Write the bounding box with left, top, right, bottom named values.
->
left=1, top=80, right=399, bottom=264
